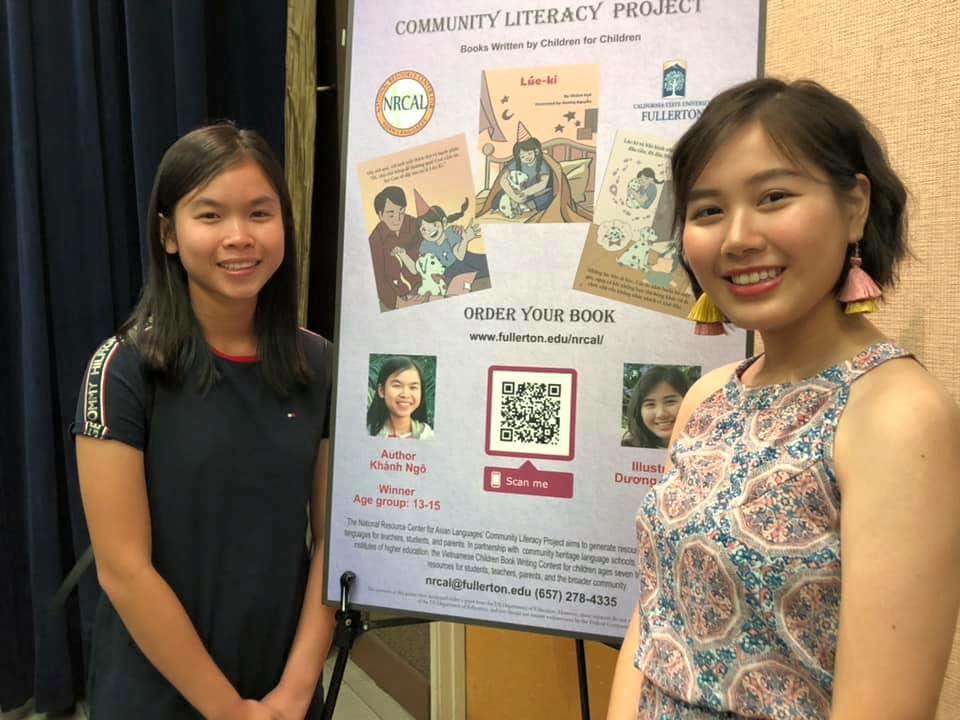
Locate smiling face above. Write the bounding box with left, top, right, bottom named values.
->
left=164, top=159, right=284, bottom=315
left=639, top=381, right=683, bottom=443
left=518, top=148, right=538, bottom=166
left=681, top=122, right=869, bottom=335
left=378, top=367, right=422, bottom=422
left=419, top=219, right=444, bottom=243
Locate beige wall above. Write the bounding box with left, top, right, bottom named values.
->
left=465, top=2, right=960, bottom=717
left=765, top=4, right=960, bottom=714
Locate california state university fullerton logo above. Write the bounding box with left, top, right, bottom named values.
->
left=662, top=60, right=687, bottom=98
left=375, top=70, right=435, bottom=137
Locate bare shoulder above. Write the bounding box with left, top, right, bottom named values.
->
left=838, top=355, right=960, bottom=493
left=830, top=356, right=960, bottom=717
left=844, top=356, right=960, bottom=441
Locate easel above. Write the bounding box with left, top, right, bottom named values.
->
left=322, top=572, right=431, bottom=719
left=324, top=571, right=606, bottom=720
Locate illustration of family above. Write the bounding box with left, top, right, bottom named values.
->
left=368, top=186, right=490, bottom=311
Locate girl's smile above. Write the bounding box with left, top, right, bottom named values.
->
left=164, top=160, right=284, bottom=312
left=723, top=265, right=785, bottom=297
left=420, top=219, right=443, bottom=242
left=378, top=368, right=422, bottom=421
left=640, top=381, right=682, bottom=442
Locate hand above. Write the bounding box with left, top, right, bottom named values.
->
left=463, top=223, right=480, bottom=243
left=214, top=698, right=282, bottom=720
left=262, top=682, right=311, bottom=720
left=390, top=247, right=408, bottom=259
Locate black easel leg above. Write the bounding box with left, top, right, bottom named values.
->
left=576, top=638, right=591, bottom=720
left=321, top=645, right=351, bottom=720
left=322, top=572, right=362, bottom=720
left=320, top=572, right=433, bottom=719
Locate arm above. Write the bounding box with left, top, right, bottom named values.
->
left=452, top=225, right=478, bottom=261
left=607, top=362, right=736, bottom=717
left=829, top=361, right=960, bottom=720
left=524, top=171, right=551, bottom=196
left=263, top=440, right=337, bottom=718
left=76, top=436, right=272, bottom=720
left=390, top=246, right=417, bottom=274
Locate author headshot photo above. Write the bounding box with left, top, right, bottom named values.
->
left=367, top=354, right=436, bottom=439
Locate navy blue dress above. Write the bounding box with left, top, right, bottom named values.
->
left=72, top=330, right=331, bottom=718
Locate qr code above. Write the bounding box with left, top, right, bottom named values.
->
left=486, top=367, right=576, bottom=459
left=498, top=381, right=562, bottom=445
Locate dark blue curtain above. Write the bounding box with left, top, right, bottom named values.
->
left=0, top=0, right=286, bottom=711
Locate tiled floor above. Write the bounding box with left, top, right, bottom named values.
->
left=3, top=656, right=415, bottom=720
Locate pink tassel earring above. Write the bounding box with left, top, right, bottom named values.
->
left=838, top=243, right=881, bottom=314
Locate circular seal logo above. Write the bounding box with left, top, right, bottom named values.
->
left=375, top=70, right=435, bottom=137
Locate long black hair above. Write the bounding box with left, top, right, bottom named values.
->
left=366, top=356, right=428, bottom=435
left=119, top=123, right=309, bottom=395
left=624, top=366, right=691, bottom=449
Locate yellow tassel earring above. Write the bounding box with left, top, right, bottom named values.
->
left=687, top=293, right=726, bottom=335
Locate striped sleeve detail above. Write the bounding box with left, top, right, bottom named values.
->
left=78, top=336, right=121, bottom=439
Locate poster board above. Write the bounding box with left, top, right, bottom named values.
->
left=326, top=0, right=764, bottom=641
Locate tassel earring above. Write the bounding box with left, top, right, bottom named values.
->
left=838, top=243, right=881, bottom=314
left=687, top=293, right=726, bottom=335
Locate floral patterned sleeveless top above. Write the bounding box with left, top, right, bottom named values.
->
left=633, top=341, right=911, bottom=719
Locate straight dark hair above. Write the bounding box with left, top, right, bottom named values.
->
left=374, top=185, right=407, bottom=214
left=671, top=78, right=908, bottom=299
left=119, top=123, right=309, bottom=395
left=625, top=366, right=691, bottom=449
left=367, top=356, right=428, bottom=435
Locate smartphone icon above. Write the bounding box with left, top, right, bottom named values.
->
left=490, top=471, right=501, bottom=488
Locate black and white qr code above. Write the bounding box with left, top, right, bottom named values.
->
left=498, top=381, right=563, bottom=445
left=486, top=367, right=576, bottom=459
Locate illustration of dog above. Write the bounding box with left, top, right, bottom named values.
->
left=617, top=226, right=659, bottom=271
left=415, top=253, right=447, bottom=297
left=625, top=177, right=643, bottom=209
left=497, top=169, right=531, bottom=219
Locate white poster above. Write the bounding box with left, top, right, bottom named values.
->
left=326, top=0, right=763, bottom=640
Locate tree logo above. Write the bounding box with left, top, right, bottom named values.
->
left=375, top=70, right=436, bottom=137
left=661, top=60, right=687, bottom=99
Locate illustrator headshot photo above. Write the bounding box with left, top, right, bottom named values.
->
left=621, top=364, right=700, bottom=448
left=367, top=354, right=437, bottom=439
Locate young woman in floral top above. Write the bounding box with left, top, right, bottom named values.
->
left=608, top=78, right=960, bottom=719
